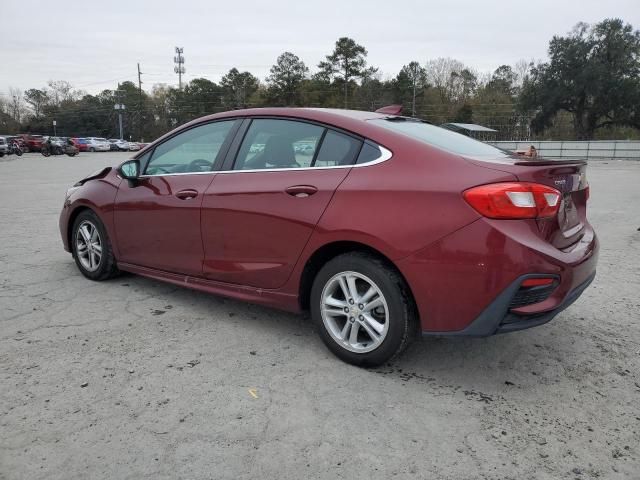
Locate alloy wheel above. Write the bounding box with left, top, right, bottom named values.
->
left=320, top=271, right=390, bottom=353
left=75, top=220, right=102, bottom=272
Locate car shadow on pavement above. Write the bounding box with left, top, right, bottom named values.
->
left=107, top=272, right=586, bottom=397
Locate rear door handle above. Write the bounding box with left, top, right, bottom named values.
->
left=285, top=185, right=318, bottom=198
left=175, top=189, right=199, bottom=200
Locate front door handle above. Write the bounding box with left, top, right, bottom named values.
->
left=285, top=185, right=318, bottom=198
left=175, top=189, right=199, bottom=200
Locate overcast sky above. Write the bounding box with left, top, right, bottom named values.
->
left=1, top=0, right=638, bottom=95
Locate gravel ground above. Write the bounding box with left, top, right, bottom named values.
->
left=1, top=152, right=639, bottom=480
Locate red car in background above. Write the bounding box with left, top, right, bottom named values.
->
left=71, top=138, right=89, bottom=152
left=19, top=134, right=45, bottom=152
left=58, top=107, right=598, bottom=366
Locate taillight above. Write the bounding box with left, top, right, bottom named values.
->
left=463, top=182, right=561, bottom=219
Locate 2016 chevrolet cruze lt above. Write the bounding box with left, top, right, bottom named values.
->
left=59, top=107, right=598, bottom=366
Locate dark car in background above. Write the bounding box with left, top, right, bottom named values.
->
left=59, top=107, right=598, bottom=367
left=0, top=137, right=8, bottom=156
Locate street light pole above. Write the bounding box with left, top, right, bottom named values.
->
left=114, top=89, right=126, bottom=140
left=114, top=104, right=125, bottom=140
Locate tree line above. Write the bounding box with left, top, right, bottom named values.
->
left=1, top=18, right=638, bottom=142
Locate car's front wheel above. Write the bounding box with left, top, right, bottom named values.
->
left=71, top=210, right=119, bottom=281
left=311, top=252, right=417, bottom=367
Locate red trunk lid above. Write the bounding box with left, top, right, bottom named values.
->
left=465, top=156, right=589, bottom=249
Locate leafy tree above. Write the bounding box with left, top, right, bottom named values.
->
left=394, top=61, right=428, bottom=116
left=266, top=52, right=308, bottom=106
left=0, top=96, right=21, bottom=133
left=454, top=104, right=473, bottom=123
left=183, top=78, right=221, bottom=116
left=220, top=68, right=259, bottom=109
left=486, top=65, right=517, bottom=96
left=318, top=37, right=371, bottom=108
left=24, top=89, right=49, bottom=118
left=455, top=69, right=478, bottom=102
left=519, top=18, right=640, bottom=139
left=355, top=70, right=391, bottom=111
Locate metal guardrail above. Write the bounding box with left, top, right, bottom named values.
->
left=490, top=141, right=640, bottom=160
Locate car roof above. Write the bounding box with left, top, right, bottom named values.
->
left=205, top=107, right=388, bottom=123
left=173, top=107, right=397, bottom=142
left=136, top=107, right=434, bottom=160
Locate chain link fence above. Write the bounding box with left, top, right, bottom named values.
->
left=490, top=140, right=640, bottom=160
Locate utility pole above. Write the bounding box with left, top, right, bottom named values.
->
left=137, top=63, right=143, bottom=141
left=137, top=63, right=143, bottom=100
left=412, top=63, right=417, bottom=117
left=174, top=47, right=185, bottom=90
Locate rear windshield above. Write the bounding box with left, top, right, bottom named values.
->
left=370, top=118, right=508, bottom=158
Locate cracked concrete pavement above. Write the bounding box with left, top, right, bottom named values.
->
left=1, top=152, right=639, bottom=479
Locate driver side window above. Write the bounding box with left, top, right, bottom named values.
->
left=145, top=120, right=235, bottom=175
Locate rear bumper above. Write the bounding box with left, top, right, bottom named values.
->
left=423, top=270, right=596, bottom=337
left=397, top=217, right=599, bottom=334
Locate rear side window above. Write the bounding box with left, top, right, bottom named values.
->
left=370, top=119, right=508, bottom=157
left=234, top=119, right=324, bottom=170
left=314, top=131, right=362, bottom=167
left=356, top=142, right=385, bottom=164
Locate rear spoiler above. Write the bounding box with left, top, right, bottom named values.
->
left=513, top=159, right=587, bottom=166
left=375, top=105, right=403, bottom=115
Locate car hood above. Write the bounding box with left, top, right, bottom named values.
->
left=73, top=167, right=112, bottom=186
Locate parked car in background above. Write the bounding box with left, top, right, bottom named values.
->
left=7, top=136, right=28, bottom=152
left=71, top=138, right=89, bottom=152
left=18, top=134, right=44, bottom=152
left=44, top=136, right=65, bottom=148
left=6, top=136, right=24, bottom=156
left=0, top=137, right=8, bottom=157
left=59, top=107, right=598, bottom=367
left=85, top=137, right=111, bottom=152
left=128, top=142, right=141, bottom=151
left=108, top=139, right=130, bottom=151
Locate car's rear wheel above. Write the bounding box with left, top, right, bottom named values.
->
left=89, top=147, right=95, bottom=152
left=72, top=210, right=119, bottom=281
left=311, top=252, right=416, bottom=367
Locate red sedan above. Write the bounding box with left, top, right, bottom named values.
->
left=71, top=137, right=89, bottom=152
left=59, top=108, right=598, bottom=366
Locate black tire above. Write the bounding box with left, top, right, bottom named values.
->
left=89, top=147, right=95, bottom=152
left=310, top=252, right=417, bottom=367
left=71, top=210, right=119, bottom=281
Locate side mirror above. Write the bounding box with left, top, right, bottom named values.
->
left=119, top=159, right=140, bottom=180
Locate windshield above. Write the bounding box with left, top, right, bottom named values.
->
left=370, top=118, right=509, bottom=158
